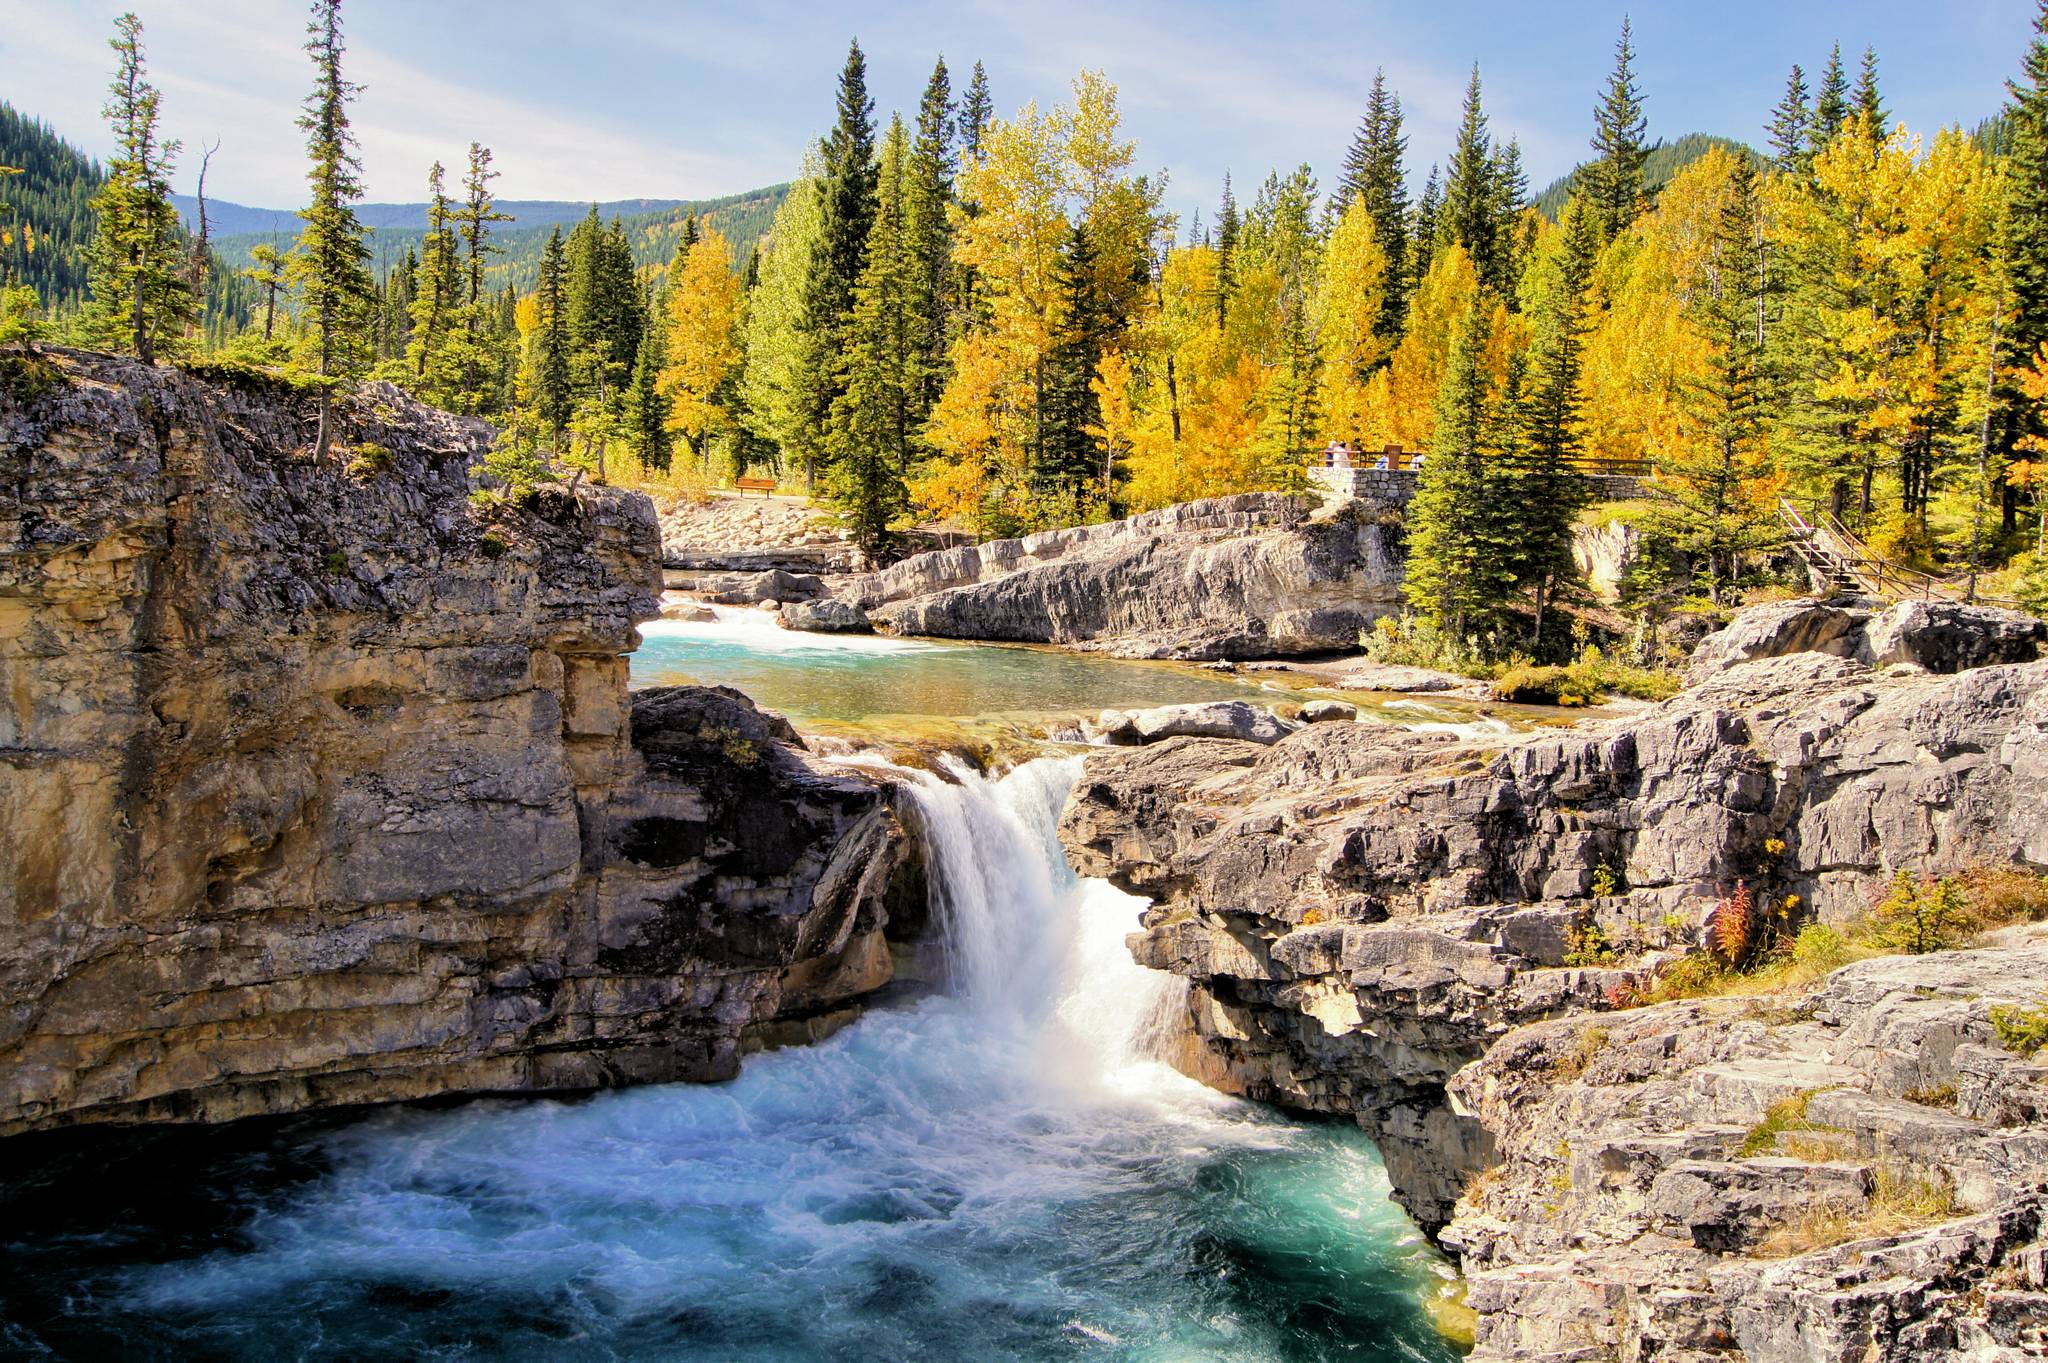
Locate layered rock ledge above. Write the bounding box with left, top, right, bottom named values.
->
left=0, top=354, right=916, bottom=1136
left=838, top=493, right=1406, bottom=658
left=1058, top=605, right=2048, bottom=1357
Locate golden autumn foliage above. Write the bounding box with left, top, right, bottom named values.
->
left=657, top=229, right=742, bottom=465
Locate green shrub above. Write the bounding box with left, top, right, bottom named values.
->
left=479, top=531, right=507, bottom=559
left=1592, top=863, right=1624, bottom=898
left=1990, top=995, right=2048, bottom=1058
left=1865, top=871, right=1971, bottom=955
left=345, top=442, right=394, bottom=478
left=1564, top=916, right=1619, bottom=967
left=1791, top=924, right=1850, bottom=970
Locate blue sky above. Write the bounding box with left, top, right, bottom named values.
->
left=0, top=0, right=2033, bottom=228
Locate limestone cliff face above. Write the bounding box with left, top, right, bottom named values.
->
left=0, top=352, right=913, bottom=1136
left=841, top=493, right=1405, bottom=659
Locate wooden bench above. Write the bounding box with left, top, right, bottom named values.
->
left=734, top=476, right=778, bottom=497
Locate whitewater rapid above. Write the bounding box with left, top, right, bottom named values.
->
left=35, top=758, right=1457, bottom=1361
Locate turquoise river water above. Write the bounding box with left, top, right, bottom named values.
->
left=0, top=610, right=1469, bottom=1361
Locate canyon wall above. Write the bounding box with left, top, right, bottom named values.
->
left=0, top=352, right=914, bottom=1136
left=1059, top=610, right=2048, bottom=1358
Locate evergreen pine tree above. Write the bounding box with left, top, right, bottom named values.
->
left=1410, top=164, right=1442, bottom=293
left=904, top=57, right=955, bottom=442
left=1998, top=2, right=2048, bottom=512
left=1037, top=220, right=1110, bottom=505
left=1341, top=69, right=1409, bottom=339
left=243, top=240, right=286, bottom=342
left=1441, top=67, right=1503, bottom=290
left=456, top=142, right=510, bottom=308
left=407, top=161, right=458, bottom=383
left=1854, top=45, right=1886, bottom=131
left=1813, top=44, right=1850, bottom=146
left=825, top=117, right=912, bottom=558
left=84, top=13, right=190, bottom=364
left=1215, top=172, right=1239, bottom=328
left=288, top=0, right=376, bottom=459
left=532, top=227, right=572, bottom=432
left=1767, top=64, right=1812, bottom=174
left=1489, top=136, right=1529, bottom=289
left=958, top=61, right=993, bottom=163
left=795, top=39, right=879, bottom=487
left=1583, top=16, right=1649, bottom=242
left=1504, top=196, right=1599, bottom=641
left=1651, top=158, right=1779, bottom=603
left=1404, top=304, right=1512, bottom=639
left=624, top=314, right=671, bottom=470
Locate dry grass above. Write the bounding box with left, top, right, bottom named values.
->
left=1550, top=1025, right=1611, bottom=1081
left=1754, top=1157, right=1964, bottom=1259
left=1738, top=1091, right=1835, bottom=1158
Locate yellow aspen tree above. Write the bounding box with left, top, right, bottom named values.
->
left=1313, top=195, right=1391, bottom=442
left=1364, top=243, right=1479, bottom=450
left=657, top=229, right=741, bottom=469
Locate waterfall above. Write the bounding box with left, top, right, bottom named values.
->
left=894, top=754, right=1187, bottom=1078
left=49, top=757, right=1458, bottom=1362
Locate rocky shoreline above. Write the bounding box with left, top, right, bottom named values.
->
left=1057, top=599, right=2048, bottom=1360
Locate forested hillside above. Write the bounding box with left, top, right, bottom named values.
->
left=202, top=184, right=789, bottom=291
left=1531, top=132, right=1757, bottom=217
left=0, top=104, right=101, bottom=310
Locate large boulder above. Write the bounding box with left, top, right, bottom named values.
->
left=1687, top=599, right=1860, bottom=680
left=1130, top=700, right=1297, bottom=745
left=1860, top=599, right=2045, bottom=673
left=778, top=598, right=872, bottom=634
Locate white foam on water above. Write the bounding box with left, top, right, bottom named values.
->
left=117, top=760, right=1454, bottom=1361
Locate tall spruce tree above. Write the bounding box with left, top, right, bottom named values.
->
left=1854, top=45, right=1887, bottom=131
left=1340, top=69, right=1409, bottom=339
left=85, top=13, right=190, bottom=364
left=408, top=162, right=458, bottom=383
left=1037, top=220, right=1111, bottom=505
left=958, top=61, right=993, bottom=163
left=795, top=39, right=879, bottom=487
left=904, top=57, right=955, bottom=440
left=531, top=227, right=572, bottom=432
left=825, top=117, right=913, bottom=558
left=1652, top=158, right=1779, bottom=603
left=1215, top=172, right=1239, bottom=327
left=1998, top=2, right=2048, bottom=524
left=1404, top=304, right=1512, bottom=639
left=457, top=142, right=509, bottom=308
left=288, top=0, right=376, bottom=459
left=1767, top=64, right=1812, bottom=173
left=624, top=315, right=671, bottom=470
left=1504, top=196, right=1599, bottom=641
left=1490, top=136, right=1529, bottom=289
left=1441, top=67, right=1504, bottom=290
left=1411, top=164, right=1442, bottom=292
left=1583, top=16, right=1649, bottom=242
left=1813, top=44, right=1850, bottom=146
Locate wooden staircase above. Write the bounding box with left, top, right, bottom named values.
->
left=1776, top=498, right=2021, bottom=608
left=1777, top=500, right=1866, bottom=596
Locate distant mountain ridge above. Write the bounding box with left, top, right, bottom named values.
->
left=169, top=195, right=701, bottom=238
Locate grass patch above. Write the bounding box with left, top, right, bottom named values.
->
left=1902, top=1084, right=1958, bottom=1109
left=1550, top=1025, right=1610, bottom=1080
left=1738, top=1091, right=1834, bottom=1158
